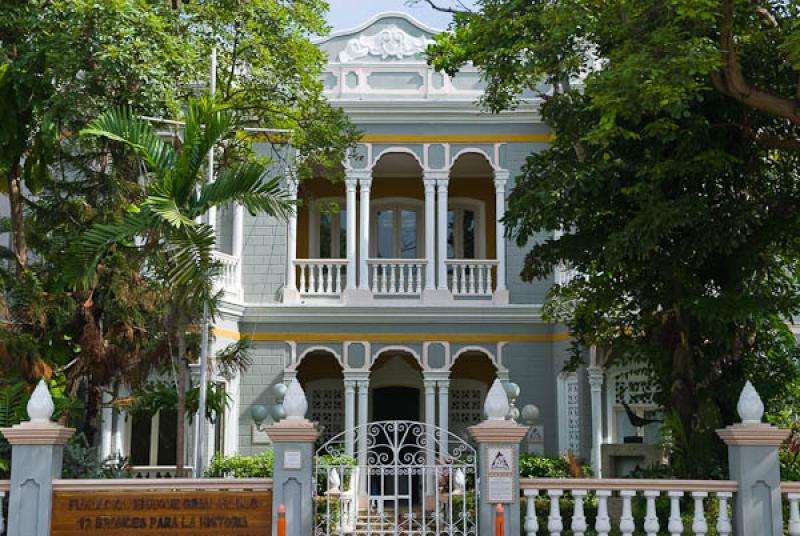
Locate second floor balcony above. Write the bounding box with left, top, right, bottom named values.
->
left=283, top=150, right=510, bottom=305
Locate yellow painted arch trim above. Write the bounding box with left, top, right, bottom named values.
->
left=212, top=327, right=571, bottom=343
left=360, top=134, right=554, bottom=144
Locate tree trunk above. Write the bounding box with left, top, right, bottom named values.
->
left=6, top=158, right=28, bottom=273
left=175, top=322, right=187, bottom=476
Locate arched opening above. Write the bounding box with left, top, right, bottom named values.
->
left=369, top=349, right=423, bottom=422
left=449, top=350, right=497, bottom=440
left=370, top=152, right=425, bottom=260
left=447, top=153, right=497, bottom=297
left=448, top=153, right=496, bottom=261
left=296, top=164, right=347, bottom=261
left=296, top=350, right=344, bottom=443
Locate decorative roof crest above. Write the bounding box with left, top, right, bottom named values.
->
left=339, top=24, right=433, bottom=63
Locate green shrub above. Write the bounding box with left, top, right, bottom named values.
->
left=205, top=450, right=273, bottom=478
left=519, top=454, right=592, bottom=478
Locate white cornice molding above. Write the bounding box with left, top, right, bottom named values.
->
left=229, top=304, right=547, bottom=324
left=334, top=101, right=543, bottom=124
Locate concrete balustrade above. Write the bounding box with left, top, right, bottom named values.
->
left=521, top=479, right=736, bottom=536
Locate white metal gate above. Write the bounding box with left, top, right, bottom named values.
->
left=314, top=420, right=478, bottom=536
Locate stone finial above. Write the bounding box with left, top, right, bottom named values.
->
left=328, top=468, right=341, bottom=493
left=282, top=380, right=308, bottom=420
left=27, top=380, right=55, bottom=423
left=484, top=379, right=510, bottom=421
left=737, top=381, right=764, bottom=424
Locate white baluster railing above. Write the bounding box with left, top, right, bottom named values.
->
left=294, top=259, right=348, bottom=296
left=784, top=484, right=800, bottom=535
left=521, top=478, right=738, bottom=536
left=367, top=259, right=426, bottom=296
left=212, top=251, right=242, bottom=299
left=446, top=259, right=498, bottom=297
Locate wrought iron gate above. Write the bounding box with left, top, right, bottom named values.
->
left=314, top=420, right=478, bottom=536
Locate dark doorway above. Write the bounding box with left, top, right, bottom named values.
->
left=371, top=386, right=420, bottom=421
left=369, top=386, right=423, bottom=507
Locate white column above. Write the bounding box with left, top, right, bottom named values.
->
left=424, top=378, right=436, bottom=491
left=285, top=178, right=299, bottom=292
left=100, top=391, right=113, bottom=461
left=358, top=175, right=373, bottom=290
left=435, top=175, right=449, bottom=291
left=494, top=169, right=509, bottom=300
left=114, top=384, right=128, bottom=457
left=588, top=365, right=605, bottom=477
left=437, top=379, right=450, bottom=457
left=357, top=378, right=369, bottom=494
left=344, top=378, right=356, bottom=457
left=345, top=177, right=358, bottom=290
left=232, top=204, right=244, bottom=298
left=423, top=175, right=438, bottom=290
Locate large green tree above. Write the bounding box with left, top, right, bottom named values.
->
left=69, top=98, right=292, bottom=474
left=1, top=0, right=357, bottom=452
left=422, top=0, right=800, bottom=475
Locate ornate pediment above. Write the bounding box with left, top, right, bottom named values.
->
left=338, top=24, right=434, bottom=63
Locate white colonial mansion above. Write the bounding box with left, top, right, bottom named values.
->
left=96, top=12, right=662, bottom=479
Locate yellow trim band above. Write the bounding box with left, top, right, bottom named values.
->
left=212, top=327, right=571, bottom=344
left=360, top=134, right=554, bottom=144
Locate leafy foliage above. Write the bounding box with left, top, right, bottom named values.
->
left=518, top=453, right=591, bottom=479
left=427, top=0, right=800, bottom=477
left=206, top=450, right=274, bottom=478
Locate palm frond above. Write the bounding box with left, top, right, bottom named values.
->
left=173, top=98, right=234, bottom=204
left=163, top=224, right=217, bottom=294
left=197, top=164, right=293, bottom=220
left=64, top=211, right=152, bottom=288
left=81, top=108, right=176, bottom=175
left=143, top=194, right=194, bottom=229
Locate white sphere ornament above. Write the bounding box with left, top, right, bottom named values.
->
left=521, top=404, right=540, bottom=424
left=282, top=379, right=308, bottom=420
left=484, top=379, right=510, bottom=421
left=737, top=380, right=764, bottom=424
left=272, top=383, right=288, bottom=400
left=504, top=382, right=520, bottom=400
left=27, top=379, right=55, bottom=423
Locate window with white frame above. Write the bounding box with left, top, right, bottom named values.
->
left=371, top=199, right=423, bottom=259
left=310, top=199, right=347, bottom=258
left=447, top=199, right=485, bottom=259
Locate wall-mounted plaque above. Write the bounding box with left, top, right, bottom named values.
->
left=51, top=490, right=271, bottom=535
left=486, top=446, right=517, bottom=503
left=487, top=475, right=514, bottom=503
left=283, top=449, right=302, bottom=470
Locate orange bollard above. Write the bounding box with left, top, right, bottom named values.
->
left=278, top=504, right=286, bottom=536
left=495, top=504, right=504, bottom=536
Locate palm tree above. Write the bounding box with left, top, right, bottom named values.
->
left=66, top=97, right=291, bottom=474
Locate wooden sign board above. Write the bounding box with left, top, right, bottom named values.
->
left=52, top=490, right=272, bottom=536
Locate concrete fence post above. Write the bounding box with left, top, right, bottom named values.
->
left=265, top=379, right=320, bottom=536
left=717, top=381, right=790, bottom=536
left=469, top=379, right=528, bottom=536
left=0, top=380, right=74, bottom=536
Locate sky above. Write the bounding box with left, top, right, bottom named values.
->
left=325, top=0, right=475, bottom=32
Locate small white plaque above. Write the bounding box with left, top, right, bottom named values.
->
left=488, top=447, right=513, bottom=473
left=283, top=450, right=302, bottom=470
left=487, top=476, right=514, bottom=503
